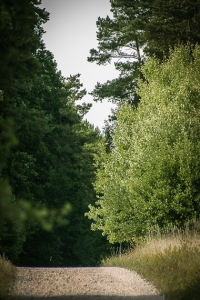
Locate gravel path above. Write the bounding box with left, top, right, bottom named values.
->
left=12, top=267, right=164, bottom=300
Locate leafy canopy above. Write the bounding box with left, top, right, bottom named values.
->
left=86, top=45, right=200, bottom=244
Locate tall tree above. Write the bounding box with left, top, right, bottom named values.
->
left=0, top=0, right=110, bottom=266
left=86, top=45, right=200, bottom=244
left=88, top=0, right=200, bottom=107
left=88, top=0, right=146, bottom=106
left=144, top=0, right=200, bottom=58
left=0, top=0, right=49, bottom=224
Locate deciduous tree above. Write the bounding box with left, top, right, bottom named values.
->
left=86, top=45, right=200, bottom=244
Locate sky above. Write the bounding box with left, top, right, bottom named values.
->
left=40, top=0, right=118, bottom=131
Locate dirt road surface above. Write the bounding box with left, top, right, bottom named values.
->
left=12, top=267, right=164, bottom=300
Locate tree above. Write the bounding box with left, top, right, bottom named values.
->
left=0, top=0, right=49, bottom=224
left=0, top=0, right=49, bottom=98
left=88, top=0, right=200, bottom=107
left=88, top=0, right=146, bottom=106
left=0, top=1, right=110, bottom=266
left=144, top=0, right=200, bottom=58
left=86, top=45, right=200, bottom=244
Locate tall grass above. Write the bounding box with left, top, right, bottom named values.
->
left=0, top=255, right=17, bottom=299
left=102, top=226, right=200, bottom=300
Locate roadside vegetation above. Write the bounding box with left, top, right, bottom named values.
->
left=102, top=223, right=200, bottom=300
left=1, top=0, right=200, bottom=284
left=87, top=3, right=200, bottom=298
left=0, top=256, right=16, bottom=299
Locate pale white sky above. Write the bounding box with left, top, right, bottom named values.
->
left=41, top=0, right=118, bottom=130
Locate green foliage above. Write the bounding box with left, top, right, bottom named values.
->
left=86, top=45, right=200, bottom=244
left=88, top=0, right=145, bottom=105
left=0, top=0, right=50, bottom=228
left=0, top=99, right=18, bottom=224
left=0, top=0, right=110, bottom=266
left=0, top=0, right=49, bottom=95
left=144, top=0, right=200, bottom=58
left=88, top=0, right=200, bottom=106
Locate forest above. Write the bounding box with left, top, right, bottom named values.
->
left=0, top=0, right=200, bottom=267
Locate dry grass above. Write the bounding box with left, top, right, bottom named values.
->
left=103, top=227, right=200, bottom=300
left=0, top=255, right=17, bottom=299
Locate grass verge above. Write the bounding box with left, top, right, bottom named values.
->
left=102, top=230, right=200, bottom=300
left=0, top=255, right=17, bottom=299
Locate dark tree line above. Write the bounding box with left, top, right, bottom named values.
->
left=0, top=0, right=109, bottom=266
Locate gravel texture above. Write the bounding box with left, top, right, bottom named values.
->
left=12, top=267, right=164, bottom=300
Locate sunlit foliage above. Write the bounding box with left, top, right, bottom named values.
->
left=86, top=45, right=200, bottom=244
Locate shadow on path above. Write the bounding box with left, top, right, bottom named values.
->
left=10, top=295, right=164, bottom=300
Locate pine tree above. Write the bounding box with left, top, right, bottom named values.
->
left=88, top=0, right=200, bottom=107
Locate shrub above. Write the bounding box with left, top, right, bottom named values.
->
left=0, top=255, right=16, bottom=299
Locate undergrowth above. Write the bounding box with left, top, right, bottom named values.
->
left=0, top=255, right=17, bottom=299
left=102, top=226, right=200, bottom=300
